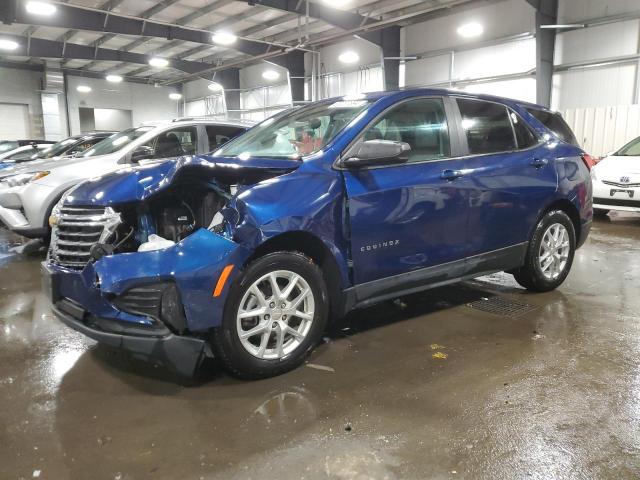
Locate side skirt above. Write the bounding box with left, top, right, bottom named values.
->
left=342, top=243, right=528, bottom=312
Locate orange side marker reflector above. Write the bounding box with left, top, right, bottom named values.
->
left=213, top=265, right=234, bottom=297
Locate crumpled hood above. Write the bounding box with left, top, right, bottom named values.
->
left=65, top=154, right=301, bottom=206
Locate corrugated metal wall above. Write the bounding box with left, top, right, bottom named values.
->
left=560, top=105, right=640, bottom=156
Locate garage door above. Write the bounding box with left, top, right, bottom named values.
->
left=0, top=103, right=30, bottom=140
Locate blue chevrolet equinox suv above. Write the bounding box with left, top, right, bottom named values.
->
left=43, top=89, right=593, bottom=378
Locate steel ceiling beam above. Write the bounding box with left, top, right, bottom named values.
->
left=0, top=1, right=295, bottom=60
left=0, top=33, right=216, bottom=75
left=56, top=0, right=125, bottom=45
left=246, top=0, right=382, bottom=45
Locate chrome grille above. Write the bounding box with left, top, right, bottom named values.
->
left=602, top=180, right=640, bottom=188
left=50, top=205, right=121, bottom=269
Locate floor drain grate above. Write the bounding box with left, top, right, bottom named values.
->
left=467, top=295, right=538, bottom=318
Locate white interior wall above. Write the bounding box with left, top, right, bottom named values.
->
left=318, top=38, right=381, bottom=74
left=65, top=76, right=178, bottom=135
left=561, top=105, right=640, bottom=156
left=552, top=13, right=640, bottom=110
left=402, top=0, right=536, bottom=102
left=404, top=0, right=534, bottom=55
left=0, top=67, right=45, bottom=139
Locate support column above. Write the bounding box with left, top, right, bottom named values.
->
left=380, top=26, right=401, bottom=91
left=280, top=51, right=306, bottom=105
left=217, top=68, right=240, bottom=116
left=531, top=0, right=559, bottom=107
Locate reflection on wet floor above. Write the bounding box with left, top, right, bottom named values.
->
left=1, top=212, right=640, bottom=479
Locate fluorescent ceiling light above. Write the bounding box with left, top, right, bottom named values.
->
left=262, top=69, right=280, bottom=81
left=25, top=1, right=57, bottom=16
left=76, top=85, right=92, bottom=93
left=0, top=39, right=19, bottom=51
left=169, top=93, right=182, bottom=100
left=149, top=57, right=169, bottom=68
left=211, top=31, right=237, bottom=46
left=457, top=22, right=484, bottom=38
left=323, top=0, right=351, bottom=7
left=208, top=82, right=224, bottom=92
left=105, top=74, right=123, bottom=83
left=338, top=50, right=359, bottom=64
left=540, top=24, right=586, bottom=29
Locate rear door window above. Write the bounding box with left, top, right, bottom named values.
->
left=525, top=108, right=579, bottom=146
left=510, top=111, right=538, bottom=149
left=457, top=98, right=516, bottom=155
left=205, top=125, right=245, bottom=151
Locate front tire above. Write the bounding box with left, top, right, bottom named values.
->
left=211, top=252, right=328, bottom=379
left=513, top=210, right=576, bottom=292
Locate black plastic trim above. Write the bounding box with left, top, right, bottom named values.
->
left=52, top=304, right=209, bottom=377
left=343, top=243, right=527, bottom=311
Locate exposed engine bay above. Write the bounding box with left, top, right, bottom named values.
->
left=91, top=179, right=232, bottom=260
left=48, top=156, right=301, bottom=269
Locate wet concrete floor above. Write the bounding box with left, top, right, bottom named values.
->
left=1, top=213, right=640, bottom=479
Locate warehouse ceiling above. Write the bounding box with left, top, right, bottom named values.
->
left=0, top=0, right=487, bottom=83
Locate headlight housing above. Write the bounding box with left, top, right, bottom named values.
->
left=5, top=171, right=50, bottom=187
left=590, top=167, right=598, bottom=182
left=49, top=186, right=77, bottom=227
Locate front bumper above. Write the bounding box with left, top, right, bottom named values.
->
left=44, top=228, right=251, bottom=375
left=52, top=298, right=209, bottom=377
left=0, top=188, right=48, bottom=238
left=592, top=179, right=640, bottom=212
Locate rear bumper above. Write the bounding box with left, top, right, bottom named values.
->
left=52, top=300, right=209, bottom=377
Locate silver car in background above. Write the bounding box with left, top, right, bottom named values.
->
left=0, top=119, right=253, bottom=239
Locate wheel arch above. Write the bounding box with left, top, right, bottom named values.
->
left=245, top=231, right=347, bottom=321
left=539, top=198, right=581, bottom=244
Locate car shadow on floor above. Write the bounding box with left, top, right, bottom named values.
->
left=84, top=279, right=517, bottom=388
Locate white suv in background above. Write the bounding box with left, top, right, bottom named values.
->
left=591, top=135, right=640, bottom=214
left=0, top=119, right=253, bottom=239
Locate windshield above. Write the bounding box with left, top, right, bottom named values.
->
left=82, top=126, right=154, bottom=157
left=615, top=136, right=640, bottom=156
left=216, top=98, right=373, bottom=159
left=36, top=137, right=80, bottom=159
left=0, top=142, right=18, bottom=153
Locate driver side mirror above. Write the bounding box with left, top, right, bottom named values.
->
left=341, top=140, right=411, bottom=168
left=130, top=145, right=155, bottom=163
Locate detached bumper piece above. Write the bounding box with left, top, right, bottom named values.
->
left=52, top=297, right=209, bottom=377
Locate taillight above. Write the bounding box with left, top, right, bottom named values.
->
left=581, top=153, right=596, bottom=171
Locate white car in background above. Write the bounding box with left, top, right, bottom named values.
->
left=0, top=119, right=253, bottom=239
left=591, top=136, right=640, bottom=214
left=0, top=143, right=51, bottom=162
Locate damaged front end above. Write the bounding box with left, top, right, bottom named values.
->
left=44, top=155, right=299, bottom=375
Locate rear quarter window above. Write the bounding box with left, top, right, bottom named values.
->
left=525, top=108, right=579, bottom=146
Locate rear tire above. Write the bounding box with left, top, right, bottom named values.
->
left=513, top=210, right=576, bottom=292
left=211, top=252, right=328, bottom=379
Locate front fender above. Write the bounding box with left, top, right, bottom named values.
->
left=228, top=166, right=352, bottom=287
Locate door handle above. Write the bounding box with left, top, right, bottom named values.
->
left=530, top=158, right=548, bottom=168
left=441, top=169, right=464, bottom=181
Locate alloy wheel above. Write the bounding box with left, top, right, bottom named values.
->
left=538, top=223, right=570, bottom=280
left=236, top=270, right=315, bottom=360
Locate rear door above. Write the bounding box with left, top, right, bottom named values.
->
left=453, top=97, right=558, bottom=271
left=341, top=96, right=471, bottom=290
